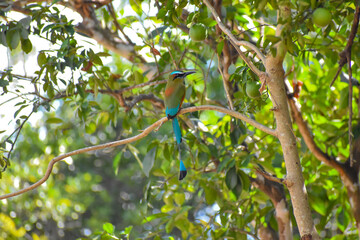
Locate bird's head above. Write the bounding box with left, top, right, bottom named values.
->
left=170, top=70, right=196, bottom=81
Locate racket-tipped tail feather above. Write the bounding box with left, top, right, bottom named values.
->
left=179, top=160, right=187, bottom=180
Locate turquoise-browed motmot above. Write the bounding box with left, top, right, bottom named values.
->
left=164, top=70, right=195, bottom=180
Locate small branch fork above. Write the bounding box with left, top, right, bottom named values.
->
left=330, top=5, right=360, bottom=87
left=0, top=105, right=276, bottom=200
left=255, top=168, right=287, bottom=186
left=203, top=0, right=265, bottom=77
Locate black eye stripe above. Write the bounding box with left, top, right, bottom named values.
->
left=173, top=74, right=184, bottom=80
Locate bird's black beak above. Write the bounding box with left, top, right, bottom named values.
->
left=184, top=71, right=196, bottom=77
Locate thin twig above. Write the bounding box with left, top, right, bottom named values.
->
left=177, top=47, right=188, bottom=67
left=203, top=0, right=265, bottom=69
left=125, top=93, right=164, bottom=110
left=0, top=105, right=277, bottom=200
left=348, top=51, right=354, bottom=166
left=255, top=168, right=285, bottom=185
left=202, top=51, right=216, bottom=103
left=229, top=227, right=260, bottom=240
left=166, top=46, right=178, bottom=69
left=330, top=5, right=360, bottom=87
left=217, top=53, right=234, bottom=110
left=107, top=3, right=134, bottom=45
left=115, top=80, right=167, bottom=94
left=6, top=110, right=34, bottom=162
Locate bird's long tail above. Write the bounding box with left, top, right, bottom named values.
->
left=178, top=144, right=187, bottom=180
left=172, top=117, right=187, bottom=180
left=172, top=117, right=182, bottom=144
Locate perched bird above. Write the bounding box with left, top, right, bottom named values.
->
left=164, top=70, right=195, bottom=180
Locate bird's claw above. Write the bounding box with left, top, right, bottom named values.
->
left=167, top=114, right=175, bottom=120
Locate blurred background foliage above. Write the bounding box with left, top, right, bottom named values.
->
left=0, top=0, right=359, bottom=239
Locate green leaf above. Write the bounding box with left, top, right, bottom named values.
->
left=231, top=182, right=242, bottom=199
left=0, top=79, right=9, bottom=87
left=174, top=192, right=185, bottom=206
left=14, top=105, right=27, bottom=119
left=46, top=117, right=63, bottom=124
left=19, top=16, right=31, bottom=28
left=237, top=169, right=249, bottom=192
left=121, top=225, right=133, bottom=240
left=143, top=147, right=156, bottom=177
left=129, top=0, right=142, bottom=16
left=91, top=54, right=103, bottom=66
left=142, top=213, right=169, bottom=224
left=6, top=29, right=20, bottom=50
left=76, top=84, right=86, bottom=98
left=204, top=185, right=217, bottom=205
left=47, top=82, right=54, bottom=98
left=112, top=151, right=122, bottom=175
left=337, top=207, right=350, bottom=232
left=85, top=121, right=96, bottom=134
left=200, top=18, right=217, bottom=27
left=339, top=87, right=349, bottom=109
left=157, top=8, right=168, bottom=19
left=37, top=52, right=47, bottom=66
left=103, top=222, right=114, bottom=234
left=21, top=39, right=32, bottom=53
left=96, top=52, right=111, bottom=57
left=165, top=217, right=174, bottom=233
left=148, top=26, right=168, bottom=39
left=0, top=31, right=7, bottom=46
left=225, top=166, right=238, bottom=190
left=265, top=35, right=281, bottom=44
left=42, top=23, right=56, bottom=33
left=217, top=41, right=224, bottom=56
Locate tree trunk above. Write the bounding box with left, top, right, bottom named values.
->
left=265, top=55, right=319, bottom=239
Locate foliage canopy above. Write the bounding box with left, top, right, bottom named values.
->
left=0, top=0, right=359, bottom=239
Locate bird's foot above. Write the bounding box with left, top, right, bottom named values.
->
left=167, top=114, right=176, bottom=120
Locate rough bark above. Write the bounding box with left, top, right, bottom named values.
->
left=257, top=4, right=320, bottom=238
left=265, top=53, right=318, bottom=239
left=251, top=172, right=293, bottom=240
left=258, top=225, right=277, bottom=240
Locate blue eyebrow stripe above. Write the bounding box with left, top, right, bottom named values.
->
left=171, top=71, right=183, bottom=75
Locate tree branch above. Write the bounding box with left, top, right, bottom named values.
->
left=0, top=105, right=276, bottom=200
left=287, top=97, right=346, bottom=176
left=230, top=227, right=260, bottom=240
left=251, top=170, right=293, bottom=240
left=329, top=5, right=360, bottom=87
left=217, top=53, right=234, bottom=110
left=288, top=95, right=360, bottom=231
left=107, top=2, right=134, bottom=45
left=115, top=79, right=167, bottom=94
left=125, top=93, right=164, bottom=110
left=203, top=0, right=265, bottom=68
left=255, top=168, right=286, bottom=186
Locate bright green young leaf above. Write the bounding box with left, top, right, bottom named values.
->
left=103, top=222, right=115, bottom=234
